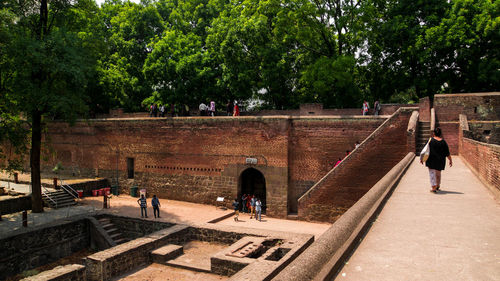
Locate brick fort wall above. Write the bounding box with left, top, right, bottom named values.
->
left=41, top=116, right=388, bottom=218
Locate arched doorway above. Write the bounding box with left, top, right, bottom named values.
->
left=240, top=168, right=266, bottom=212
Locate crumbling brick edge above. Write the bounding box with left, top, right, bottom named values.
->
left=272, top=152, right=415, bottom=281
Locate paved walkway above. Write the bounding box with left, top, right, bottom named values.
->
left=336, top=157, right=500, bottom=281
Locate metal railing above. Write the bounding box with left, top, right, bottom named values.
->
left=59, top=180, right=78, bottom=199
left=42, top=186, right=57, bottom=209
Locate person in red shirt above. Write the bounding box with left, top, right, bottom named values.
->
left=233, top=102, right=240, bottom=116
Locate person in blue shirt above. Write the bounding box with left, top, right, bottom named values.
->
left=152, top=195, right=161, bottom=218
left=137, top=194, right=148, bottom=218
left=232, top=198, right=239, bottom=221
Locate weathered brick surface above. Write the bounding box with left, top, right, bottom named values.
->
left=40, top=116, right=388, bottom=218
left=438, top=122, right=460, bottom=155
left=434, top=93, right=500, bottom=122
left=460, top=137, right=500, bottom=196
left=419, top=97, right=431, bottom=122
left=433, top=93, right=500, bottom=155
left=288, top=118, right=385, bottom=213
left=297, top=108, right=415, bottom=222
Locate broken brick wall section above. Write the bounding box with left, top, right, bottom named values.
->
left=433, top=93, right=500, bottom=154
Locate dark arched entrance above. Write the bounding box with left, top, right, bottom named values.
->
left=240, top=168, right=266, bottom=212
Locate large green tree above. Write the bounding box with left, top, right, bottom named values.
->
left=1, top=0, right=96, bottom=212
left=420, top=0, right=499, bottom=93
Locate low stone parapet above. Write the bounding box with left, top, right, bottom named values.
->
left=85, top=225, right=189, bottom=281
left=274, top=152, right=415, bottom=281
left=21, top=264, right=85, bottom=281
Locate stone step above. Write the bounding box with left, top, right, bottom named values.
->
left=101, top=223, right=114, bottom=229
left=105, top=227, right=119, bottom=234
left=151, top=245, right=184, bottom=264
left=165, top=260, right=211, bottom=274
left=114, top=238, right=129, bottom=244
left=109, top=233, right=122, bottom=240
left=286, top=214, right=299, bottom=220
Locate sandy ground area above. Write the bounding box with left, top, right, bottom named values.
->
left=82, top=195, right=331, bottom=238
left=168, top=241, right=228, bottom=270
left=113, top=263, right=228, bottom=281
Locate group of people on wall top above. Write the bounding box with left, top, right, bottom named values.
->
left=149, top=103, right=190, bottom=117
left=362, top=100, right=381, bottom=116
left=199, top=100, right=240, bottom=116
left=233, top=194, right=263, bottom=222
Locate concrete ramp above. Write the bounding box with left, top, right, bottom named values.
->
left=336, top=157, right=500, bottom=280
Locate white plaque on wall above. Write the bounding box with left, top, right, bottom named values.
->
left=245, top=158, right=258, bottom=165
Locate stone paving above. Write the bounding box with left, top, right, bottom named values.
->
left=335, top=157, right=500, bottom=281
left=1, top=188, right=331, bottom=239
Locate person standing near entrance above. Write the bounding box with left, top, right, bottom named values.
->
left=232, top=198, right=239, bottom=221
left=249, top=195, right=256, bottom=219
left=255, top=198, right=262, bottom=221
left=421, top=127, right=452, bottom=193
left=152, top=195, right=161, bottom=218
left=241, top=194, right=248, bottom=213
left=137, top=194, right=148, bottom=218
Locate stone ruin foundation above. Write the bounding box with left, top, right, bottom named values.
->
left=1, top=214, right=313, bottom=280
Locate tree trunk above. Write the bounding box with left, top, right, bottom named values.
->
left=31, top=110, right=43, bottom=213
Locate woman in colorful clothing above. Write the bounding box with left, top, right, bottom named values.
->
left=422, top=127, right=452, bottom=193
left=233, top=102, right=240, bottom=116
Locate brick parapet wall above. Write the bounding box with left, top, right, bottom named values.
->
left=254, top=104, right=409, bottom=116
left=297, top=108, right=417, bottom=222
left=459, top=137, right=500, bottom=199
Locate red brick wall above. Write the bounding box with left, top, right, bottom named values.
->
left=44, top=117, right=291, bottom=217
left=460, top=137, right=500, bottom=197
left=41, top=116, right=390, bottom=218
left=297, top=108, right=416, bottom=222
left=254, top=104, right=410, bottom=116
left=438, top=122, right=460, bottom=155
left=433, top=93, right=500, bottom=155
left=434, top=93, right=500, bottom=122
left=288, top=118, right=385, bottom=213
left=419, top=97, right=431, bottom=122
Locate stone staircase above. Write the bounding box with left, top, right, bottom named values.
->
left=98, top=217, right=129, bottom=244
left=416, top=121, right=431, bottom=155
left=42, top=190, right=76, bottom=208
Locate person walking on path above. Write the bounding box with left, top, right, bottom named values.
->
left=233, top=102, right=240, bottom=116
left=362, top=100, right=370, bottom=115
left=152, top=195, right=161, bottom=218
left=199, top=102, right=208, bottom=116
left=137, top=194, right=148, bottom=218
left=226, top=101, right=233, bottom=116
left=249, top=195, right=256, bottom=219
left=421, top=127, right=452, bottom=193
left=159, top=104, right=165, bottom=117
left=374, top=100, right=381, bottom=115
left=209, top=101, right=216, bottom=117
left=232, top=198, right=239, bottom=221
left=255, top=198, right=262, bottom=221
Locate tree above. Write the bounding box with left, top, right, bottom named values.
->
left=98, top=0, right=164, bottom=112
left=420, top=0, right=499, bottom=93
left=1, top=0, right=96, bottom=212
